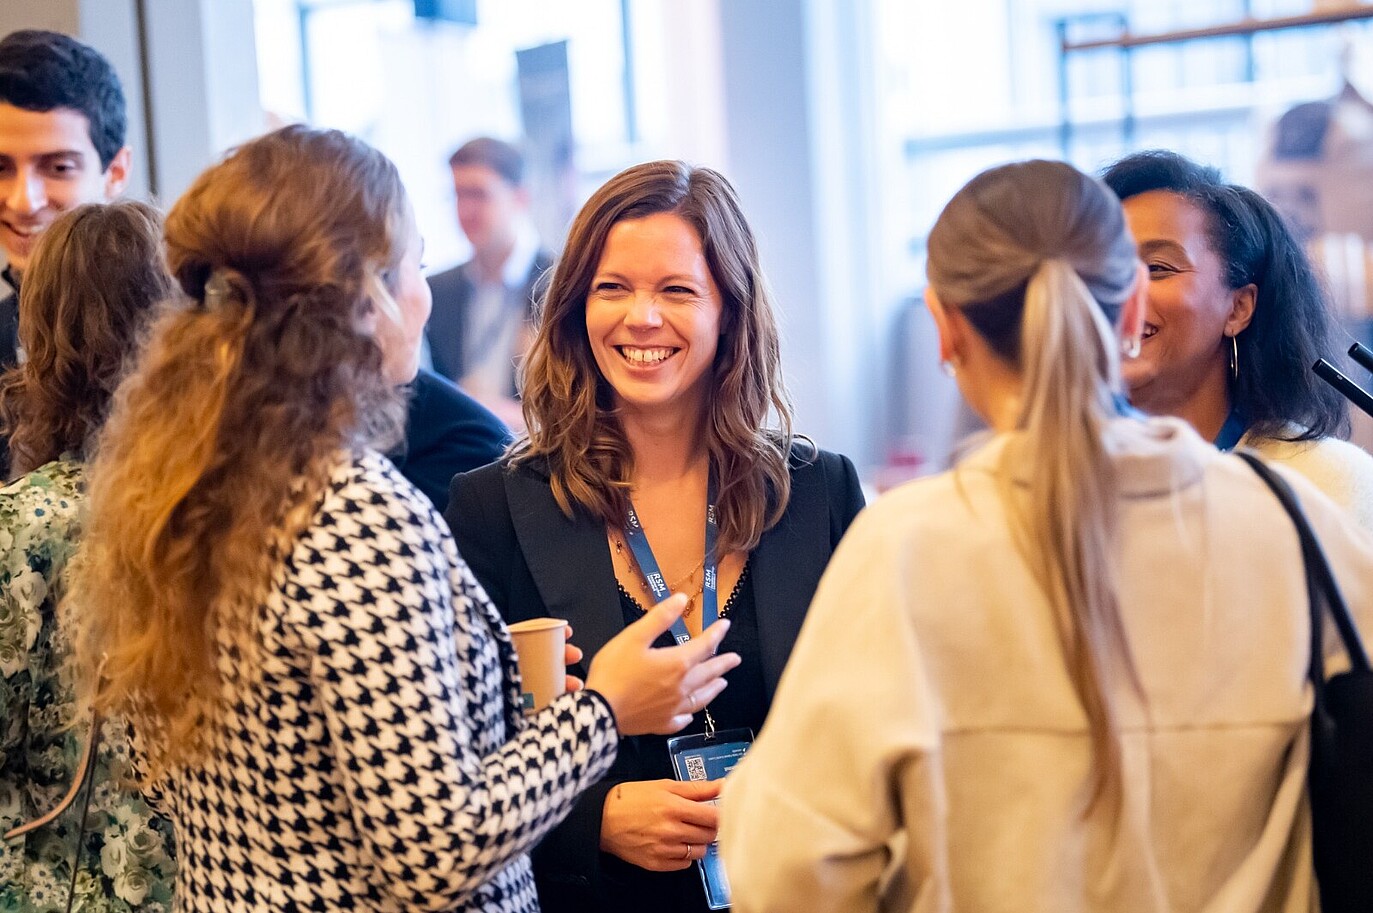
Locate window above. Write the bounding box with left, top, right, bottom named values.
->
left=872, top=0, right=1373, bottom=467
left=252, top=0, right=634, bottom=269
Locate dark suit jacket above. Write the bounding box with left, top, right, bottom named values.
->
left=425, top=251, right=553, bottom=390
left=0, top=270, right=18, bottom=370
left=387, top=368, right=511, bottom=510
left=0, top=273, right=20, bottom=479
left=445, top=445, right=864, bottom=913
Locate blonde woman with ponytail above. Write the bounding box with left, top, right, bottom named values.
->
left=69, top=125, right=738, bottom=913
left=721, top=160, right=1373, bottom=912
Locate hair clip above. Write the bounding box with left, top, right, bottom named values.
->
left=204, top=271, right=232, bottom=309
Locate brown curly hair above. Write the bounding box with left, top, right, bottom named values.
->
left=71, top=126, right=409, bottom=777
left=512, top=160, right=794, bottom=553
left=0, top=201, right=171, bottom=476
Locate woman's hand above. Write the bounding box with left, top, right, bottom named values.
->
left=586, top=593, right=739, bottom=736
left=564, top=625, right=585, bottom=693
left=600, top=779, right=723, bottom=871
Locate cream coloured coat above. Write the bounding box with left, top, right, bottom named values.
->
left=721, top=417, right=1373, bottom=913
left=1246, top=432, right=1373, bottom=532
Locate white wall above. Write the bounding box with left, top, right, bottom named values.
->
left=140, top=0, right=264, bottom=203
left=718, top=0, right=881, bottom=465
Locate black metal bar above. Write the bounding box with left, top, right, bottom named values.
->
left=1064, top=6, right=1373, bottom=52
left=1314, top=359, right=1373, bottom=418
left=1348, top=341, right=1373, bottom=375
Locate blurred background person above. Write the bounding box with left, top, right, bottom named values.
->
left=721, top=159, right=1373, bottom=912
left=1103, top=149, right=1373, bottom=528
left=0, top=201, right=174, bottom=911
left=69, top=126, right=737, bottom=913
left=427, top=137, right=552, bottom=429
left=447, top=160, right=864, bottom=913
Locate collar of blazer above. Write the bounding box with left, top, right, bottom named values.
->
left=499, top=443, right=835, bottom=699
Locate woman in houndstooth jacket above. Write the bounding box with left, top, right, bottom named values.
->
left=66, top=126, right=736, bottom=913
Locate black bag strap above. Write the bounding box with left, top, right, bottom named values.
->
left=1235, top=451, right=1371, bottom=693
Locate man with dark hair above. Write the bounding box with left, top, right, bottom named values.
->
left=428, top=136, right=552, bottom=426
left=0, top=30, right=506, bottom=504
left=0, top=29, right=131, bottom=371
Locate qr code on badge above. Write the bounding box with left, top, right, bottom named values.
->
left=685, top=755, right=708, bottom=781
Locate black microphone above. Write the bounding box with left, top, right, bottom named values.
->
left=1314, top=358, right=1373, bottom=418
left=1349, top=341, right=1373, bottom=375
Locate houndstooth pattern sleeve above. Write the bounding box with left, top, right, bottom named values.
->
left=290, top=453, right=620, bottom=910
left=167, top=451, right=618, bottom=913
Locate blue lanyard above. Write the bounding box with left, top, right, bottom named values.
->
left=1116, top=394, right=1248, bottom=452
left=1113, top=392, right=1147, bottom=420
left=1213, top=407, right=1249, bottom=453
left=622, top=473, right=719, bottom=645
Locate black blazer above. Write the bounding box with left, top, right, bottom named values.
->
left=0, top=274, right=18, bottom=371
left=0, top=276, right=19, bottom=479
left=387, top=368, right=511, bottom=509
left=445, top=445, right=864, bottom=913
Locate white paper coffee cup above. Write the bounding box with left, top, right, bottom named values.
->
left=507, top=617, right=568, bottom=714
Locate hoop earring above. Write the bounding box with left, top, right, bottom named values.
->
left=1229, top=334, right=1240, bottom=380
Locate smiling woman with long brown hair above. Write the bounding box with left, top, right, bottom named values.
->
left=67, top=126, right=736, bottom=913
left=446, top=160, right=864, bottom=913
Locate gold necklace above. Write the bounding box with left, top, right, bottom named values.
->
left=665, top=572, right=707, bottom=618
left=612, top=535, right=707, bottom=614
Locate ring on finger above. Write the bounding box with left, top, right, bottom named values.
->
left=689, top=691, right=698, bottom=713
left=682, top=843, right=692, bottom=860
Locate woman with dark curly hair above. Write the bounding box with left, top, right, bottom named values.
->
left=721, top=158, right=1373, bottom=913
left=0, top=201, right=176, bottom=911
left=446, top=160, right=865, bottom=913
left=1102, top=149, right=1373, bottom=527
left=68, top=127, right=736, bottom=913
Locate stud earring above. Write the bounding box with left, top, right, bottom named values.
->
left=1120, top=336, right=1141, bottom=360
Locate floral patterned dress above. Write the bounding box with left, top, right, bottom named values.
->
left=0, top=460, right=175, bottom=913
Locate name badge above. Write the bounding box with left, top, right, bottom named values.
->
left=667, top=728, right=754, bottom=910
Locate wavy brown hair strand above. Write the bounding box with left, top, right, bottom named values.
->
left=71, top=126, right=408, bottom=778
left=515, top=161, right=793, bottom=552
left=0, top=201, right=172, bottom=476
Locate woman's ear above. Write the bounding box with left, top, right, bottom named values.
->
left=366, top=270, right=401, bottom=322
left=1225, top=283, right=1257, bottom=336
left=356, top=305, right=379, bottom=337
left=924, top=285, right=959, bottom=365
